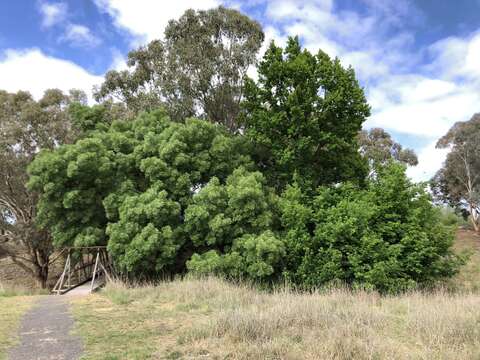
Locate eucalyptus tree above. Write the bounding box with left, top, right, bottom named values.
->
left=0, top=89, right=86, bottom=288
left=433, top=113, right=480, bottom=231
left=95, top=6, right=264, bottom=131
left=358, top=128, right=418, bottom=172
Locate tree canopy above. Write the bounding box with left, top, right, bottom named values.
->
left=358, top=128, right=418, bottom=171
left=95, top=6, right=264, bottom=131
left=242, top=37, right=370, bottom=191
left=29, top=110, right=255, bottom=276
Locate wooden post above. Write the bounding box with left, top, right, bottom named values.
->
left=67, top=249, right=71, bottom=289
left=53, top=253, right=70, bottom=295
left=90, top=251, right=100, bottom=293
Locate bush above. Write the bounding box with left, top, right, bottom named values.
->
left=29, top=110, right=254, bottom=277
left=279, top=163, right=464, bottom=292
left=438, top=206, right=468, bottom=228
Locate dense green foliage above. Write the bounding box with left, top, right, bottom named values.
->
left=26, top=13, right=462, bottom=292
left=242, top=37, right=370, bottom=191
left=29, top=109, right=462, bottom=291
left=278, top=163, right=461, bottom=292
left=29, top=110, right=255, bottom=276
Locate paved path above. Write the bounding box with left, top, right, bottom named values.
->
left=65, top=275, right=105, bottom=296
left=8, top=296, right=83, bottom=360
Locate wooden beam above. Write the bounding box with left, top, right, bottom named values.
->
left=90, top=252, right=100, bottom=293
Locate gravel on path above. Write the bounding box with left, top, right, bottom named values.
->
left=8, top=296, right=83, bottom=360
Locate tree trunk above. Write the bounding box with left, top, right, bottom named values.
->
left=469, top=203, right=479, bottom=232
left=470, top=216, right=479, bottom=232
left=34, top=264, right=49, bottom=289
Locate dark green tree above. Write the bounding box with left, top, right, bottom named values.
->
left=242, top=37, right=370, bottom=191
left=95, top=6, right=264, bottom=131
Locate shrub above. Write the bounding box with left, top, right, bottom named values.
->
left=279, top=163, right=464, bottom=292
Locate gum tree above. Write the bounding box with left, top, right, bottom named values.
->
left=95, top=6, right=264, bottom=131
left=433, top=113, right=480, bottom=231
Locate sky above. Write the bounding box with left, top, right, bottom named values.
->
left=1, top=0, right=480, bottom=181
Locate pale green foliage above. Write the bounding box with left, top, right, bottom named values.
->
left=184, top=167, right=273, bottom=247
left=185, top=167, right=284, bottom=280
left=188, top=231, right=285, bottom=279
left=107, top=186, right=181, bottom=275
left=29, top=110, right=254, bottom=276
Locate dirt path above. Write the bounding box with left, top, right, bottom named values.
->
left=8, top=296, right=83, bottom=360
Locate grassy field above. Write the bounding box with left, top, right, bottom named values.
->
left=0, top=287, right=38, bottom=360
left=1, top=229, right=479, bottom=359
left=72, top=277, right=480, bottom=360
left=70, top=230, right=480, bottom=360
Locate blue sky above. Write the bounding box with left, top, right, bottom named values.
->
left=1, top=0, right=480, bottom=181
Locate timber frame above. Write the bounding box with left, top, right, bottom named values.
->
left=52, top=246, right=115, bottom=295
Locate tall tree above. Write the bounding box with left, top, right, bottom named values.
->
left=242, top=37, right=371, bottom=191
left=432, top=113, right=480, bottom=231
left=95, top=6, right=264, bottom=131
left=358, top=128, right=418, bottom=172
left=0, top=89, right=86, bottom=288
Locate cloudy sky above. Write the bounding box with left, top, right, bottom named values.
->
left=1, top=0, right=480, bottom=181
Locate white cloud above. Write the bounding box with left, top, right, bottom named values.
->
left=366, top=76, right=480, bottom=139
left=407, top=141, right=449, bottom=182
left=428, top=31, right=480, bottom=81
left=93, top=0, right=220, bottom=44
left=109, top=48, right=128, bottom=71
left=39, top=1, right=67, bottom=28
left=61, top=24, right=101, bottom=48
left=0, top=48, right=102, bottom=101
left=266, top=0, right=333, bottom=21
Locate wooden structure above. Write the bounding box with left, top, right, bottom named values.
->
left=52, top=246, right=115, bottom=295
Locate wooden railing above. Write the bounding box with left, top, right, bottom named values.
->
left=52, top=247, right=115, bottom=295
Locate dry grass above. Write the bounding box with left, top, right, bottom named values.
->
left=70, top=230, right=480, bottom=359
left=0, top=293, right=37, bottom=360
left=449, top=229, right=480, bottom=292
left=71, top=277, right=480, bottom=360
